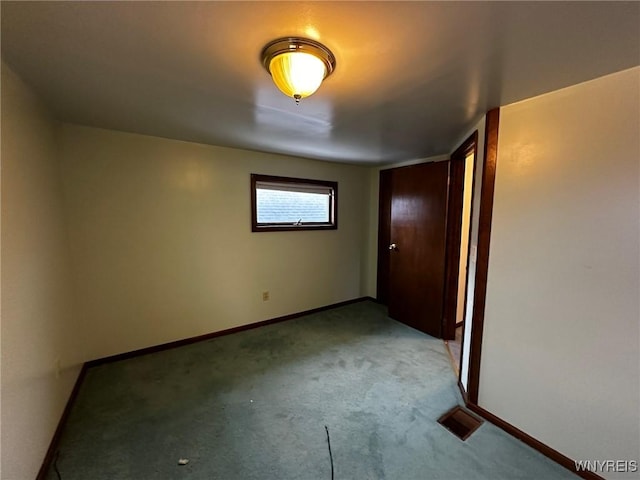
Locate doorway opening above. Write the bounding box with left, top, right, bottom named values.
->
left=376, top=132, right=478, bottom=342
left=446, top=148, right=475, bottom=375
left=376, top=109, right=500, bottom=406
left=376, top=130, right=480, bottom=392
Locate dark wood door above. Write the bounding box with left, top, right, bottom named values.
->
left=388, top=161, right=449, bottom=337
left=376, top=169, right=393, bottom=304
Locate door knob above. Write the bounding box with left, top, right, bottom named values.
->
left=389, top=243, right=397, bottom=251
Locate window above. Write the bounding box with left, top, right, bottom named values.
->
left=251, top=174, right=338, bottom=232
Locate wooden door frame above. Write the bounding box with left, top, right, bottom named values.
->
left=443, top=109, right=500, bottom=404
left=375, top=108, right=500, bottom=387
left=442, top=131, right=478, bottom=340
left=466, top=108, right=500, bottom=404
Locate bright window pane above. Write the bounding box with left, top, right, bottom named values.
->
left=251, top=174, right=337, bottom=232
left=256, top=189, right=329, bottom=223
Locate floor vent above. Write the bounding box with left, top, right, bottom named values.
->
left=437, top=406, right=483, bottom=441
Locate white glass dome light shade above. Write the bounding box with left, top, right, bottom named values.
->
left=269, top=51, right=327, bottom=101
left=261, top=38, right=336, bottom=103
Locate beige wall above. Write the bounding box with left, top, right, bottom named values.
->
left=58, top=125, right=370, bottom=360
left=362, top=167, right=380, bottom=297
left=1, top=64, right=83, bottom=479
left=480, top=67, right=640, bottom=478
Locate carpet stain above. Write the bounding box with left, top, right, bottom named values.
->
left=368, top=429, right=387, bottom=479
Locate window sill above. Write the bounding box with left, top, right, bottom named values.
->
left=252, top=224, right=337, bottom=233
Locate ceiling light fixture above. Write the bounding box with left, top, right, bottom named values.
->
left=261, top=37, right=336, bottom=104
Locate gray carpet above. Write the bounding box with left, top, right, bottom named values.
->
left=47, top=301, right=577, bottom=479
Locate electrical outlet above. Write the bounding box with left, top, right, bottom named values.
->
left=262, top=291, right=270, bottom=301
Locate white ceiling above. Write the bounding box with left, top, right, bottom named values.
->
left=2, top=1, right=638, bottom=165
